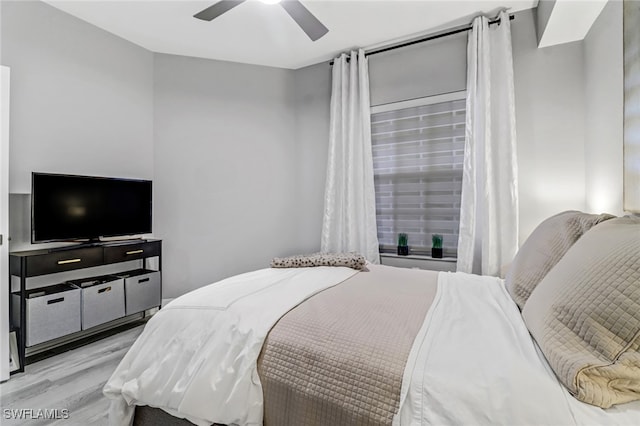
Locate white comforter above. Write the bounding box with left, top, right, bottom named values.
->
left=394, top=271, right=640, bottom=426
left=103, top=266, right=358, bottom=426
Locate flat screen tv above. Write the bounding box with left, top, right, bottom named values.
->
left=31, top=172, right=152, bottom=243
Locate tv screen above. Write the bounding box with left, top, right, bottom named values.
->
left=32, top=173, right=152, bottom=243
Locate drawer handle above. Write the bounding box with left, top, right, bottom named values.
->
left=47, top=297, right=64, bottom=304
left=126, top=249, right=144, bottom=255
left=138, top=278, right=150, bottom=283
left=98, top=286, right=112, bottom=294
left=58, top=258, right=81, bottom=265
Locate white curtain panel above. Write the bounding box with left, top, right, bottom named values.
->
left=321, top=49, right=380, bottom=264
left=457, top=11, right=519, bottom=276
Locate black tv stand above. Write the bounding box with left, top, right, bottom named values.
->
left=9, top=239, right=162, bottom=374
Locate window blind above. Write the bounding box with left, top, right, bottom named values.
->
left=371, top=97, right=465, bottom=257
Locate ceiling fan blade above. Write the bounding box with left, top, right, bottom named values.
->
left=280, top=0, right=328, bottom=41
left=194, top=0, right=246, bottom=21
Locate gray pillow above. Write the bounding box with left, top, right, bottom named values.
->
left=522, top=216, right=640, bottom=408
left=505, top=211, right=614, bottom=309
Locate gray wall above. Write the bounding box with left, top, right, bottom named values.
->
left=583, top=0, right=624, bottom=216
left=0, top=0, right=154, bottom=196
left=155, top=57, right=333, bottom=298
left=154, top=54, right=306, bottom=297
left=369, top=31, right=467, bottom=106
left=292, top=61, right=332, bottom=253
left=511, top=8, right=587, bottom=242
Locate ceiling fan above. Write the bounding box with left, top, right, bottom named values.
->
left=194, top=0, right=329, bottom=42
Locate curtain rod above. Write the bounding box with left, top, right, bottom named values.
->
left=329, top=14, right=514, bottom=66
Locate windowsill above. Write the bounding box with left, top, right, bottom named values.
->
left=380, top=252, right=457, bottom=263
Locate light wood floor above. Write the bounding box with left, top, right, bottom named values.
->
left=0, top=325, right=144, bottom=425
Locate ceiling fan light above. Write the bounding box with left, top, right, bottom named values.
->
left=260, top=0, right=282, bottom=4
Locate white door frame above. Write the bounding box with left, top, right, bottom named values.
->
left=1, top=66, right=11, bottom=381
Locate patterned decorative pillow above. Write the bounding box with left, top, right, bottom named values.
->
left=271, top=252, right=366, bottom=270
left=522, top=216, right=640, bottom=408
left=505, top=211, right=615, bottom=309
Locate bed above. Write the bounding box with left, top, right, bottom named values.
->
left=104, top=213, right=640, bottom=425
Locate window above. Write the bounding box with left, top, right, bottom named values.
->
left=371, top=93, right=465, bottom=257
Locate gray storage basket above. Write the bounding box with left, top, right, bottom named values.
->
left=70, top=275, right=126, bottom=330
left=12, top=283, right=81, bottom=347
left=119, top=269, right=162, bottom=315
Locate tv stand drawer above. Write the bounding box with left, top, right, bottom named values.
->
left=26, top=247, right=104, bottom=276
left=104, top=240, right=161, bottom=264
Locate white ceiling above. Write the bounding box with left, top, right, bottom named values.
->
left=42, top=0, right=538, bottom=70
